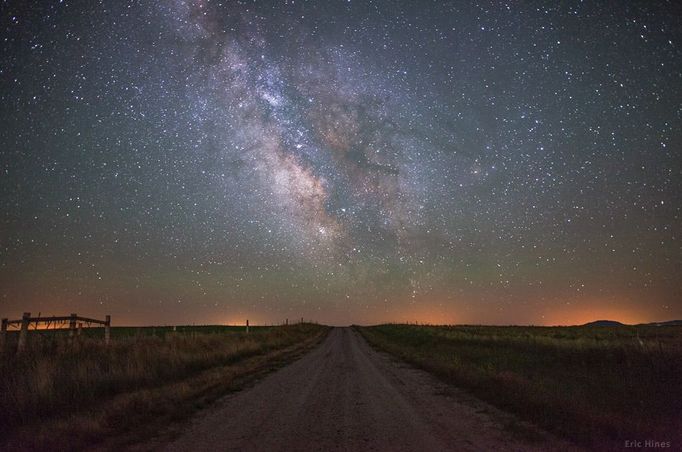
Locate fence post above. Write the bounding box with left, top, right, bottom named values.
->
left=246, top=319, right=249, bottom=334
left=105, top=315, right=111, bottom=345
left=17, top=312, right=30, bottom=354
left=285, top=318, right=288, bottom=326
left=1, top=318, right=7, bottom=351
left=69, top=313, right=77, bottom=337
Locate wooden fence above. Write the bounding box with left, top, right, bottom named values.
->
left=0, top=312, right=111, bottom=354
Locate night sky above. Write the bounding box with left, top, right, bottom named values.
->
left=1, top=1, right=681, bottom=326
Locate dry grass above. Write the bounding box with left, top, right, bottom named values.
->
left=0, top=324, right=327, bottom=450
left=358, top=324, right=682, bottom=448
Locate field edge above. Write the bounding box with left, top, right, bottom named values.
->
left=1, top=326, right=330, bottom=452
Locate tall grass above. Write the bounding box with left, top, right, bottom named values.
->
left=359, top=324, right=682, bottom=447
left=0, top=324, right=326, bottom=439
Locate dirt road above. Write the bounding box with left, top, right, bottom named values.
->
left=167, top=328, right=573, bottom=451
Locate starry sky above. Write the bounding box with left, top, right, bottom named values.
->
left=1, top=0, right=681, bottom=326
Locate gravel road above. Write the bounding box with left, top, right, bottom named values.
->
left=166, top=328, right=574, bottom=451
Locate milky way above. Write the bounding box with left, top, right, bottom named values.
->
left=1, top=1, right=681, bottom=325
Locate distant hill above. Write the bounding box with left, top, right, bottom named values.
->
left=643, top=320, right=682, bottom=326
left=582, top=320, right=625, bottom=327
left=581, top=319, right=682, bottom=327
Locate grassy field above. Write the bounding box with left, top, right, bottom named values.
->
left=358, top=324, right=682, bottom=448
left=0, top=323, right=328, bottom=450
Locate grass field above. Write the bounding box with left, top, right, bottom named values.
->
left=0, top=323, right=328, bottom=450
left=358, top=324, right=682, bottom=448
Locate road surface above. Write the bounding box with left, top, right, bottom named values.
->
left=167, top=328, right=573, bottom=451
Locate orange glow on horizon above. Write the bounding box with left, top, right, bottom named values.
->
left=541, top=303, right=652, bottom=326
left=2, top=292, right=674, bottom=327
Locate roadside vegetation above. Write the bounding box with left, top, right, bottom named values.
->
left=358, top=324, right=682, bottom=447
left=0, top=323, right=328, bottom=450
